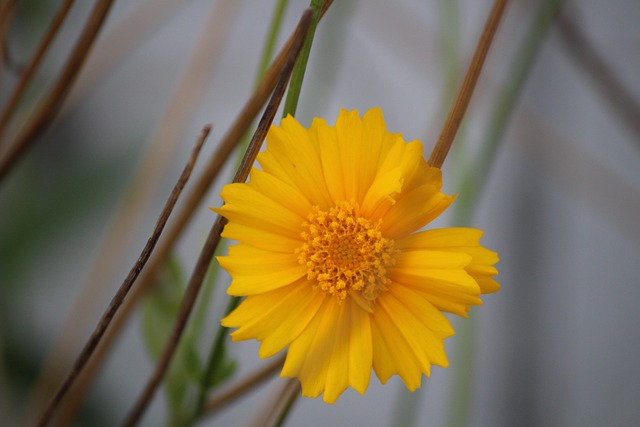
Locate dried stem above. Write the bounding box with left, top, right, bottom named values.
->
left=270, top=381, right=300, bottom=427
left=0, top=0, right=115, bottom=182
left=428, top=0, right=508, bottom=169
left=34, top=126, right=211, bottom=427
left=0, top=0, right=75, bottom=144
left=556, top=10, right=640, bottom=146
left=250, top=379, right=300, bottom=427
left=0, top=0, right=17, bottom=80
left=58, top=0, right=181, bottom=118
left=121, top=9, right=314, bottom=426
left=47, top=13, right=314, bottom=424
left=204, top=354, right=286, bottom=417
left=22, top=3, right=238, bottom=423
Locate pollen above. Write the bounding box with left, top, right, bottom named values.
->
left=296, top=200, right=397, bottom=301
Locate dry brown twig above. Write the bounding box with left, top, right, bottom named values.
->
left=23, top=3, right=239, bottom=423
left=34, top=125, right=211, bottom=427
left=428, top=0, right=509, bottom=168
left=249, top=378, right=300, bottom=427
left=48, top=9, right=320, bottom=424
left=0, top=0, right=115, bottom=182
left=121, top=8, right=315, bottom=426
left=204, top=354, right=286, bottom=417
left=0, top=0, right=76, bottom=145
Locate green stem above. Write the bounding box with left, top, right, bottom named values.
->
left=282, top=0, right=324, bottom=118
left=258, top=0, right=291, bottom=84
left=445, top=2, right=566, bottom=427
left=189, top=2, right=291, bottom=423
left=189, top=0, right=330, bottom=422
left=391, top=2, right=461, bottom=425
left=235, top=0, right=291, bottom=171
left=457, top=0, right=567, bottom=222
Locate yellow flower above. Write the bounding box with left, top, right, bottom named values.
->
left=214, top=108, right=499, bottom=403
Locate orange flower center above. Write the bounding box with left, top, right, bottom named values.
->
left=296, top=201, right=396, bottom=301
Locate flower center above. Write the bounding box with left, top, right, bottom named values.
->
left=296, top=201, right=396, bottom=302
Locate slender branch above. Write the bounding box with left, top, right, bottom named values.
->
left=457, top=0, right=566, bottom=224
left=257, top=0, right=291, bottom=83
left=270, top=380, right=300, bottom=427
left=193, top=1, right=334, bottom=421
left=0, top=0, right=16, bottom=60
left=34, top=126, right=211, bottom=427
left=250, top=379, right=300, bottom=427
left=282, top=0, right=329, bottom=117
left=23, top=4, right=239, bottom=424
left=204, top=354, right=286, bottom=417
left=0, top=0, right=76, bottom=144
left=46, top=12, right=319, bottom=423
left=0, top=0, right=115, bottom=182
left=428, top=0, right=508, bottom=169
left=556, top=10, right=640, bottom=146
left=121, top=9, right=314, bottom=426
left=58, top=0, right=182, bottom=119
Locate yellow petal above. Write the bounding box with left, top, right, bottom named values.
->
left=220, top=222, right=300, bottom=253
left=324, top=298, right=372, bottom=402
left=282, top=297, right=372, bottom=403
left=394, top=249, right=472, bottom=270
left=381, top=184, right=455, bottom=238
left=388, top=283, right=455, bottom=339
left=397, top=227, right=484, bottom=249
left=389, top=267, right=482, bottom=299
left=397, top=228, right=500, bottom=294
left=360, top=166, right=403, bottom=220
left=218, top=244, right=305, bottom=295
left=222, top=279, right=324, bottom=358
left=381, top=285, right=451, bottom=367
left=248, top=169, right=312, bottom=219
left=216, top=183, right=304, bottom=240
left=281, top=298, right=336, bottom=399
left=258, top=116, right=333, bottom=208
left=371, top=298, right=428, bottom=389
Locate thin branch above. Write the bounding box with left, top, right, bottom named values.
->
left=22, top=4, right=239, bottom=424
left=34, top=126, right=211, bottom=427
left=0, top=0, right=115, bottom=182
left=250, top=379, right=300, bottom=427
left=0, top=1, right=16, bottom=58
left=0, top=0, right=76, bottom=144
left=58, top=0, right=182, bottom=119
left=204, top=354, right=286, bottom=417
left=47, top=11, right=319, bottom=423
left=428, top=0, right=509, bottom=169
left=121, top=9, right=314, bottom=426
left=556, top=9, right=640, bottom=147
left=270, top=381, right=300, bottom=427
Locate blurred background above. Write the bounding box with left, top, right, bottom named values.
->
left=1, top=0, right=639, bottom=426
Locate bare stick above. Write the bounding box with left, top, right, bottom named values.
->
left=0, top=1, right=17, bottom=65
left=0, top=0, right=115, bottom=182
left=204, top=355, right=285, bottom=417
left=250, top=379, right=300, bottom=427
left=48, top=12, right=317, bottom=423
left=34, top=126, right=211, bottom=427
left=428, top=0, right=508, bottom=169
left=121, top=9, right=314, bottom=426
left=270, top=381, right=301, bottom=427
left=0, top=0, right=75, bottom=144
left=22, top=4, right=239, bottom=423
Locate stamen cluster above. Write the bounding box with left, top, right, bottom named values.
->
left=296, top=201, right=396, bottom=301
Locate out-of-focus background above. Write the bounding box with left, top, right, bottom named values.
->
left=1, top=0, right=639, bottom=426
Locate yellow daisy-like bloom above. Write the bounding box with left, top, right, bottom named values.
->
left=214, top=108, right=499, bottom=403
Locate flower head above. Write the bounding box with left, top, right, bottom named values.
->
left=214, top=108, right=499, bottom=403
